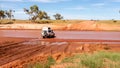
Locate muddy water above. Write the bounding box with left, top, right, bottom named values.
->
left=0, top=30, right=40, bottom=38
left=55, top=31, right=120, bottom=40
left=0, top=30, right=120, bottom=41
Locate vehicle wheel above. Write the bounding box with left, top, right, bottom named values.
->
left=52, top=35, right=55, bottom=38
left=43, top=36, right=45, bottom=38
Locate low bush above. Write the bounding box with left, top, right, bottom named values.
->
left=35, top=20, right=52, bottom=24
left=62, top=51, right=120, bottom=68
left=25, top=56, right=55, bottom=68
left=5, top=21, right=14, bottom=24
left=113, top=20, right=117, bottom=23
left=12, top=19, right=16, bottom=21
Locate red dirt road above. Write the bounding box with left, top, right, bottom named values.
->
left=0, top=30, right=120, bottom=68
left=0, top=30, right=120, bottom=41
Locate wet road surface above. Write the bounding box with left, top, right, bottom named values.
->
left=0, top=30, right=120, bottom=41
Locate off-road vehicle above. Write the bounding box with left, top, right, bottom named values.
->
left=41, top=27, right=55, bottom=38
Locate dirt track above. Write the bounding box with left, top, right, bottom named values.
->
left=0, top=30, right=120, bottom=40
left=0, top=30, right=120, bottom=68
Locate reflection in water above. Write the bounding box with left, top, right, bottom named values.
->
left=22, top=40, right=68, bottom=46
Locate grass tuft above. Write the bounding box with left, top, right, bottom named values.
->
left=61, top=51, right=120, bottom=68
left=25, top=56, right=55, bottom=68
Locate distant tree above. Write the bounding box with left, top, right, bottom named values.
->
left=24, top=8, right=29, bottom=14
left=30, top=5, right=39, bottom=14
left=37, top=11, right=50, bottom=20
left=53, top=13, right=63, bottom=20
left=42, top=11, right=50, bottom=20
left=91, top=19, right=93, bottom=21
left=24, top=5, right=50, bottom=22
left=112, top=19, right=117, bottom=22
left=0, top=10, right=6, bottom=19
left=24, top=8, right=31, bottom=20
left=5, top=9, right=15, bottom=19
left=37, top=11, right=43, bottom=20
left=24, top=5, right=39, bottom=21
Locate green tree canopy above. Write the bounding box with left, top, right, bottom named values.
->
left=24, top=5, right=50, bottom=21
left=5, top=10, right=15, bottom=19
left=30, top=5, right=39, bottom=14
left=0, top=10, right=6, bottom=19
left=53, top=13, right=63, bottom=20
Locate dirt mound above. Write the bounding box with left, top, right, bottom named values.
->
left=66, top=21, right=97, bottom=30
left=0, top=20, right=120, bottom=31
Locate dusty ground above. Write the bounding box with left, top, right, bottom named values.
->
left=0, top=29, right=120, bottom=68
left=0, top=37, right=120, bottom=68
left=0, top=21, right=120, bottom=31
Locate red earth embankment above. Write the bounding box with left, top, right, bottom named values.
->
left=0, top=37, right=120, bottom=68
left=0, top=21, right=120, bottom=31
left=0, top=37, right=119, bottom=68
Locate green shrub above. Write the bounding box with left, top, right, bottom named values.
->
left=62, top=51, right=120, bottom=68
left=12, top=19, right=16, bottom=21
left=25, top=56, right=55, bottom=68
left=44, top=56, right=56, bottom=68
left=113, top=20, right=117, bottom=23
left=25, top=51, right=120, bottom=68
left=35, top=20, right=52, bottom=24
left=81, top=54, right=104, bottom=68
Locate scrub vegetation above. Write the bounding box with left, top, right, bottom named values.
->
left=25, top=51, right=120, bottom=68
left=61, top=51, right=120, bottom=68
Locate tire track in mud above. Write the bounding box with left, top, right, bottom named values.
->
left=0, top=44, right=36, bottom=59
left=0, top=39, right=47, bottom=66
left=0, top=44, right=29, bottom=58
left=0, top=41, right=27, bottom=58
left=38, top=39, right=120, bottom=45
left=0, top=44, right=46, bottom=66
left=0, top=41, right=25, bottom=48
left=0, top=38, right=120, bottom=68
left=0, top=39, right=69, bottom=67
left=39, top=39, right=120, bottom=42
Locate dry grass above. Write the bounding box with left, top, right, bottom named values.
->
left=26, top=51, right=120, bottom=68
left=0, top=19, right=120, bottom=31
left=61, top=51, right=120, bottom=68
left=1, top=19, right=120, bottom=24
left=0, top=19, right=31, bottom=24
left=96, top=20, right=120, bottom=25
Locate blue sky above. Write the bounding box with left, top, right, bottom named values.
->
left=0, top=0, right=120, bottom=20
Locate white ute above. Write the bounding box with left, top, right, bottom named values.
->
left=41, top=27, right=55, bottom=38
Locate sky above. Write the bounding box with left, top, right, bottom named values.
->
left=0, top=0, right=120, bottom=20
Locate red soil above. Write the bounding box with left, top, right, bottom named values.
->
left=0, top=21, right=120, bottom=31
left=0, top=29, right=120, bottom=68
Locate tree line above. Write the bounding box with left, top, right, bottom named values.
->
left=0, top=5, right=63, bottom=21
left=24, top=5, right=63, bottom=21
left=0, top=10, right=15, bottom=20
left=1, top=5, right=120, bottom=21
